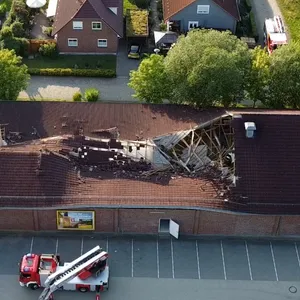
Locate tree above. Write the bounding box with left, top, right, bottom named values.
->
left=266, top=42, right=300, bottom=109
left=0, top=49, right=30, bottom=100
left=128, top=54, right=171, bottom=103
left=164, top=29, right=251, bottom=107
left=245, top=46, right=270, bottom=107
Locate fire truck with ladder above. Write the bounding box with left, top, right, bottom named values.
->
left=19, top=245, right=109, bottom=300
left=264, top=16, right=287, bottom=54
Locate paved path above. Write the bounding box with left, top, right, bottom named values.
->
left=250, top=0, right=285, bottom=44
left=19, top=75, right=137, bottom=102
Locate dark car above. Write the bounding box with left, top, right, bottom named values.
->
left=128, top=44, right=141, bottom=59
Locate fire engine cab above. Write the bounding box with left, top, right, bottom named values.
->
left=19, top=245, right=109, bottom=300
left=264, top=16, right=287, bottom=54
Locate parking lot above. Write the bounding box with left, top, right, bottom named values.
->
left=1, top=234, right=300, bottom=282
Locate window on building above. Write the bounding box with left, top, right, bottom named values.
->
left=197, top=5, right=209, bottom=14
left=68, top=38, right=78, bottom=47
left=188, top=21, right=199, bottom=30
left=73, top=21, right=83, bottom=29
left=92, top=22, right=102, bottom=30
left=98, top=39, right=107, bottom=48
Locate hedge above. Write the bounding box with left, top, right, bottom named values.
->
left=28, top=68, right=116, bottom=78
left=249, top=11, right=258, bottom=42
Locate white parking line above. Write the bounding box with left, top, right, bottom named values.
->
left=270, top=242, right=278, bottom=281
left=220, top=240, right=227, bottom=280
left=30, top=237, right=34, bottom=253
left=294, top=242, right=300, bottom=270
left=195, top=240, right=201, bottom=279
left=170, top=238, right=175, bottom=279
left=81, top=237, right=84, bottom=255
left=245, top=241, right=253, bottom=280
left=55, top=238, right=59, bottom=255
left=157, top=239, right=160, bottom=278
left=131, top=239, right=134, bottom=278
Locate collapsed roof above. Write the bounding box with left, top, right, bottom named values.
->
left=1, top=103, right=300, bottom=214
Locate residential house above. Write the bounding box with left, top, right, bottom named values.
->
left=51, top=0, right=123, bottom=54
left=163, top=0, right=240, bottom=33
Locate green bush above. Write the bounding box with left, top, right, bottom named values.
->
left=0, top=36, right=28, bottom=56
left=39, top=42, right=58, bottom=58
left=84, top=88, right=99, bottom=102
left=245, top=0, right=252, bottom=12
left=134, top=0, right=150, bottom=9
left=0, top=3, right=7, bottom=17
left=73, top=91, right=82, bottom=102
left=250, top=11, right=258, bottom=41
left=11, top=20, right=25, bottom=37
left=43, top=26, right=52, bottom=36
left=0, top=26, right=13, bottom=39
left=27, top=68, right=116, bottom=77
left=159, top=22, right=167, bottom=31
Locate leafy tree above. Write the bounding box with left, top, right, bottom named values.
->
left=245, top=46, right=270, bottom=107
left=0, top=49, right=30, bottom=100
left=266, top=42, right=300, bottom=109
left=164, top=29, right=251, bottom=107
left=128, top=54, right=171, bottom=103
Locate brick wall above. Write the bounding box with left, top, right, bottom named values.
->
left=0, top=208, right=298, bottom=236
left=0, top=210, right=34, bottom=231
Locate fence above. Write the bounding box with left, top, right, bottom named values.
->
left=28, top=39, right=56, bottom=55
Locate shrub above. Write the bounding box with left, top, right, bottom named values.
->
left=73, top=91, right=82, bottom=102
left=250, top=11, right=258, bottom=41
left=27, top=68, right=116, bottom=77
left=159, top=22, right=167, bottom=31
left=84, top=88, right=99, bottom=102
left=11, top=20, right=25, bottom=37
left=0, top=3, right=7, bottom=17
left=0, top=26, right=13, bottom=39
left=39, top=42, right=58, bottom=58
left=134, top=0, right=150, bottom=9
left=0, top=36, right=28, bottom=56
left=43, top=26, right=52, bottom=36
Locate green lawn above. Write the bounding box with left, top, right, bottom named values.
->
left=277, top=0, right=300, bottom=41
left=23, top=55, right=116, bottom=70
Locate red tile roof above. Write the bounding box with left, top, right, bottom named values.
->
left=231, top=113, right=300, bottom=214
left=163, top=0, right=240, bottom=21
left=52, top=0, right=123, bottom=37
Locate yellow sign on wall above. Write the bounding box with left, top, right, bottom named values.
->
left=56, top=210, right=95, bottom=230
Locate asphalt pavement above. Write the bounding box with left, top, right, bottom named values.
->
left=2, top=234, right=300, bottom=300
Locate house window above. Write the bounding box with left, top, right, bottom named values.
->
left=68, top=38, right=78, bottom=47
left=188, top=21, right=199, bottom=30
left=73, top=21, right=83, bottom=29
left=92, top=22, right=102, bottom=30
left=197, top=5, right=209, bottom=14
left=98, top=39, right=107, bottom=48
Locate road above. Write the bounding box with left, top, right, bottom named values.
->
left=1, top=276, right=300, bottom=300
left=250, top=0, right=285, bottom=44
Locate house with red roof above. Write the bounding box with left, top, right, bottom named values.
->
left=51, top=0, right=123, bottom=54
left=163, top=0, right=240, bottom=33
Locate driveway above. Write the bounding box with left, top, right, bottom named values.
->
left=117, top=39, right=141, bottom=77
left=19, top=75, right=137, bottom=102
left=250, top=0, right=286, bottom=45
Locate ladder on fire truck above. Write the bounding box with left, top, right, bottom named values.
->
left=38, top=245, right=108, bottom=300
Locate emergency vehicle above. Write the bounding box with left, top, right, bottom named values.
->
left=19, top=245, right=109, bottom=300
left=264, top=16, right=287, bottom=54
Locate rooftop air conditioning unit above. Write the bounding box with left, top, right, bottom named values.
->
left=244, top=122, right=256, bottom=138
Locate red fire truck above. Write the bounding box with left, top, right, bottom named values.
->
left=19, top=245, right=109, bottom=300
left=264, top=16, right=287, bottom=54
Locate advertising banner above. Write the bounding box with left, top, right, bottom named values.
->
left=56, top=210, right=95, bottom=230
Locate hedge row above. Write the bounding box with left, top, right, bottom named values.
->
left=28, top=68, right=116, bottom=78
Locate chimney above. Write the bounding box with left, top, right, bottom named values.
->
left=244, top=122, right=256, bottom=138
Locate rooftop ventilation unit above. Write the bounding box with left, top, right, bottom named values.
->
left=244, top=122, right=256, bottom=138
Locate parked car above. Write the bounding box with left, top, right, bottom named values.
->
left=128, top=44, right=141, bottom=59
